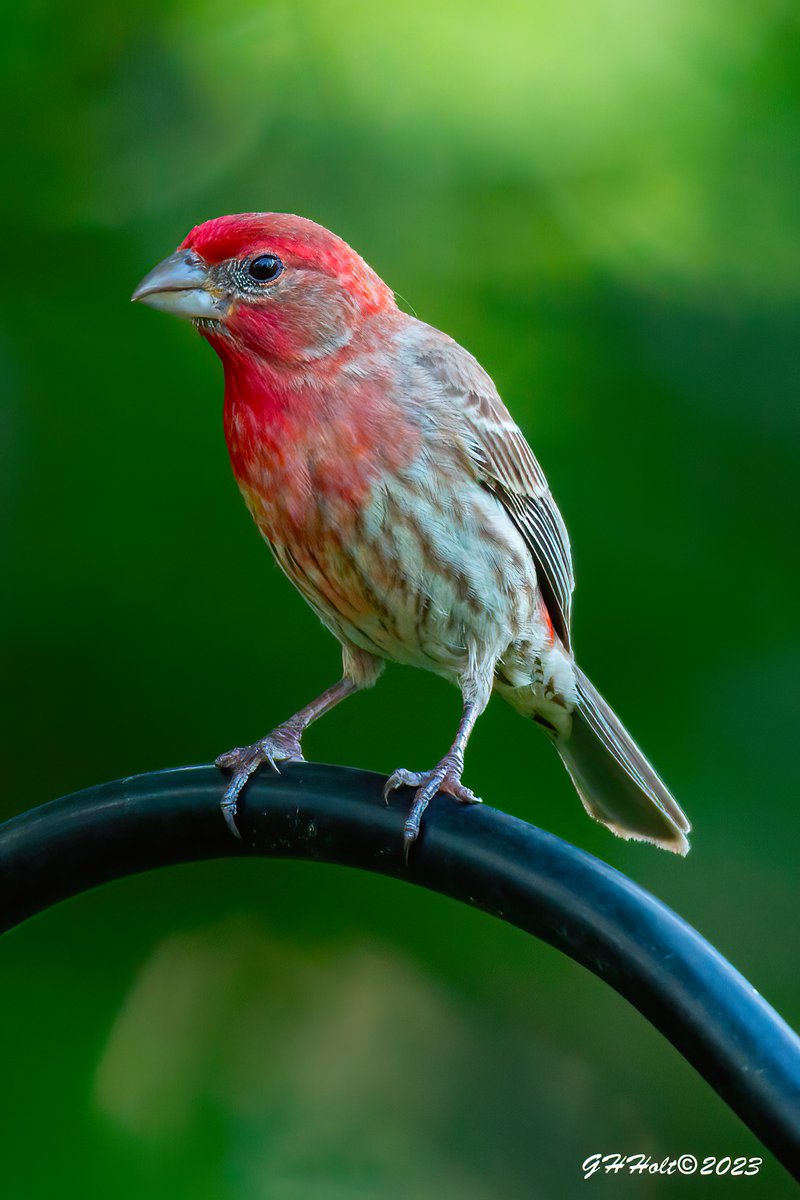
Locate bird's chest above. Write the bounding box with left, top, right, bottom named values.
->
left=223, top=383, right=422, bottom=630
left=226, top=378, right=387, bottom=532
left=338, top=466, right=540, bottom=671
left=222, top=385, right=535, bottom=676
left=233, top=437, right=365, bottom=550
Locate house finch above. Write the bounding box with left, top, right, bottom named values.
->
left=132, top=213, right=690, bottom=856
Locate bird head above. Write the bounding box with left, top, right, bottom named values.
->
left=132, top=213, right=395, bottom=363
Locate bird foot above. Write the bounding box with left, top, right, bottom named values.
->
left=384, top=756, right=481, bottom=857
left=216, top=727, right=305, bottom=840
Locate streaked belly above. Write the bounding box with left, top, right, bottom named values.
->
left=260, top=464, right=545, bottom=680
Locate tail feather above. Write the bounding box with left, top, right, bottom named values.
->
left=556, top=668, right=691, bottom=855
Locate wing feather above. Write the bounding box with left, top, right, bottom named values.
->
left=413, top=331, right=575, bottom=648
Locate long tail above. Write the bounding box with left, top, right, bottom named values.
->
left=556, top=667, right=691, bottom=855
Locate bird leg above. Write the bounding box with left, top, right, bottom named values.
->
left=385, top=674, right=491, bottom=856
left=216, top=678, right=357, bottom=840
left=217, top=646, right=383, bottom=838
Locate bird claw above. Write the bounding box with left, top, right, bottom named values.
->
left=384, top=759, right=481, bottom=858
left=215, top=728, right=305, bottom=838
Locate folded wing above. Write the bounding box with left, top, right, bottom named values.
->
left=413, top=330, right=575, bottom=649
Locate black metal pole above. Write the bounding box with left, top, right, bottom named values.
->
left=1, top=762, right=798, bottom=1178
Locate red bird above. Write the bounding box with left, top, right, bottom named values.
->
left=133, top=213, right=690, bottom=855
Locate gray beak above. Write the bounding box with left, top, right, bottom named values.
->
left=131, top=249, right=229, bottom=321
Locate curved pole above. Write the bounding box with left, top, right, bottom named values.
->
left=1, top=762, right=798, bottom=1178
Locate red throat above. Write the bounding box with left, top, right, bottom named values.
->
left=216, top=326, right=420, bottom=545
left=181, top=212, right=411, bottom=543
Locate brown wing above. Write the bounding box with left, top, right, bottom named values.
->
left=414, top=330, right=575, bottom=649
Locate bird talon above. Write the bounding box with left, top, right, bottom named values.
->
left=383, top=768, right=420, bottom=803
left=215, top=729, right=304, bottom=837
left=386, top=760, right=481, bottom=854
left=220, top=794, right=243, bottom=842
left=402, top=827, right=418, bottom=865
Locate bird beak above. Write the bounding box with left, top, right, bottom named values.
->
left=131, top=249, right=229, bottom=321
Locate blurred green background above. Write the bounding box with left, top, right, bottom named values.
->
left=1, top=1, right=798, bottom=1196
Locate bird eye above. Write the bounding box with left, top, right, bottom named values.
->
left=247, top=254, right=283, bottom=283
